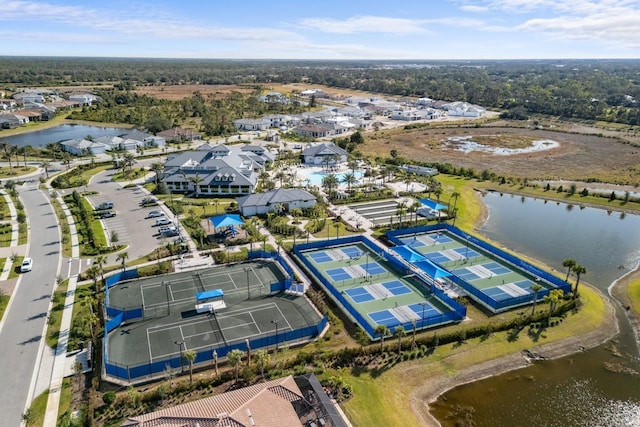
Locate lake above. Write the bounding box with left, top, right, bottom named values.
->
left=431, top=192, right=640, bottom=426
left=0, top=124, right=127, bottom=148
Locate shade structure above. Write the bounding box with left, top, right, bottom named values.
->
left=414, top=259, right=452, bottom=279
left=419, top=198, right=448, bottom=211
left=390, top=245, right=426, bottom=263
left=209, top=214, right=244, bottom=229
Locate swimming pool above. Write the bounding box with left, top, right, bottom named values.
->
left=297, top=169, right=365, bottom=186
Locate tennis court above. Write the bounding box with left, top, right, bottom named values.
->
left=296, top=239, right=463, bottom=336
left=387, top=227, right=569, bottom=313
left=106, top=259, right=324, bottom=369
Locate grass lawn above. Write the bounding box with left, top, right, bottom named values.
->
left=8, top=256, right=24, bottom=279
left=25, top=389, right=49, bottom=427
left=0, top=223, right=13, bottom=247
left=45, top=280, right=69, bottom=349
left=340, top=285, right=607, bottom=427
left=0, top=166, right=38, bottom=178
left=627, top=275, right=640, bottom=316
left=50, top=198, right=72, bottom=258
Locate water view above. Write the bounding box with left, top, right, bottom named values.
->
left=431, top=192, right=640, bottom=426
left=296, top=168, right=365, bottom=186
left=0, top=124, right=129, bottom=148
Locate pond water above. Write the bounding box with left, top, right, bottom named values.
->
left=296, top=168, right=364, bottom=186
left=0, top=124, right=127, bottom=147
left=430, top=192, right=640, bottom=427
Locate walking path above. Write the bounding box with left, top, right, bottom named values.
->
left=0, top=189, right=23, bottom=282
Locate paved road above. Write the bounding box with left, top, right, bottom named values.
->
left=0, top=182, right=61, bottom=426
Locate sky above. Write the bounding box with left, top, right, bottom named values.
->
left=2, top=0, right=640, bottom=59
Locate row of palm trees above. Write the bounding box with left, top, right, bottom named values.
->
left=562, top=258, right=587, bottom=298
left=177, top=347, right=272, bottom=385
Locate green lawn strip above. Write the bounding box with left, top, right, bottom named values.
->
left=50, top=198, right=72, bottom=258
left=111, top=168, right=147, bottom=182
left=25, top=388, right=49, bottom=427
left=8, top=256, right=24, bottom=279
left=67, top=284, right=95, bottom=352
left=0, top=196, right=9, bottom=219
left=79, top=197, right=107, bottom=249
left=56, top=378, right=74, bottom=427
left=0, top=166, right=38, bottom=179
left=0, top=223, right=13, bottom=246
left=45, top=279, right=70, bottom=349
left=340, top=285, right=606, bottom=427
left=627, top=276, right=640, bottom=316
left=18, top=222, right=28, bottom=245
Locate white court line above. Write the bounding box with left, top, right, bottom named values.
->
left=248, top=311, right=260, bottom=333
left=276, top=305, right=294, bottom=331
left=146, top=327, right=154, bottom=362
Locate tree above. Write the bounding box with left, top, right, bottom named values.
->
left=530, top=283, right=543, bottom=316
left=122, top=152, right=136, bottom=176
left=189, top=173, right=204, bottom=197
left=228, top=349, right=245, bottom=383
left=341, top=171, right=357, bottom=191
left=394, top=326, right=406, bottom=355
left=321, top=173, right=339, bottom=198
left=150, top=162, right=164, bottom=186
left=86, top=265, right=100, bottom=294
left=254, top=349, right=270, bottom=380
left=39, top=160, right=51, bottom=178
left=183, top=350, right=197, bottom=384
left=374, top=324, right=390, bottom=352
left=544, top=289, right=564, bottom=324
left=572, top=264, right=586, bottom=298
left=116, top=251, right=129, bottom=272
left=94, top=254, right=107, bottom=289
left=562, top=259, right=576, bottom=282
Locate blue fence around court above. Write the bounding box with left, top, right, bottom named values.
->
left=294, top=235, right=465, bottom=338
left=387, top=224, right=572, bottom=312
left=104, top=315, right=329, bottom=382
left=104, top=269, right=142, bottom=321
left=103, top=255, right=323, bottom=382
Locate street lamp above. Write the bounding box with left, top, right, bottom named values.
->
left=164, top=281, right=171, bottom=315
left=419, top=302, right=429, bottom=330
left=271, top=320, right=279, bottom=351
left=245, top=267, right=252, bottom=300
left=174, top=340, right=185, bottom=374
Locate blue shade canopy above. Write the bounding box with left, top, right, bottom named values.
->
left=391, top=245, right=426, bottom=263
left=414, top=259, right=452, bottom=279
left=196, top=289, right=224, bottom=301
left=209, top=214, right=244, bottom=229
left=419, top=198, right=448, bottom=211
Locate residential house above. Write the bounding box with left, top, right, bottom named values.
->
left=294, top=123, right=335, bottom=139
left=234, top=118, right=270, bottom=131
left=0, top=113, right=29, bottom=128
left=121, top=374, right=349, bottom=427
left=60, top=138, right=107, bottom=156
left=68, top=93, right=98, bottom=105
left=302, top=142, right=348, bottom=166
left=236, top=188, right=316, bottom=216
left=399, top=164, right=439, bottom=176
left=161, top=143, right=270, bottom=197
left=93, top=136, right=124, bottom=151
left=156, top=127, right=201, bottom=142
left=442, top=101, right=486, bottom=117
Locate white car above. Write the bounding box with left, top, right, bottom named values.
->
left=20, top=257, right=33, bottom=273
left=147, top=211, right=165, bottom=218
left=154, top=218, right=172, bottom=226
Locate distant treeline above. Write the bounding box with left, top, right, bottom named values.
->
left=2, top=57, right=640, bottom=125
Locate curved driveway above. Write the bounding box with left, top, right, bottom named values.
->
left=0, top=182, right=61, bottom=426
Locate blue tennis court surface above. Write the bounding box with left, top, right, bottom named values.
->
left=514, top=280, right=535, bottom=291
left=401, top=237, right=424, bottom=247
left=409, top=302, right=441, bottom=317
left=362, top=262, right=385, bottom=275
left=430, top=234, right=453, bottom=243
left=342, top=247, right=364, bottom=258
left=345, top=287, right=375, bottom=303
left=452, top=268, right=480, bottom=281
left=326, top=268, right=351, bottom=281
left=483, top=262, right=511, bottom=275
left=309, top=251, right=332, bottom=263
left=483, top=286, right=513, bottom=302
left=424, top=252, right=451, bottom=264
left=381, top=280, right=412, bottom=296
left=454, top=247, right=480, bottom=258
left=369, top=309, right=397, bottom=325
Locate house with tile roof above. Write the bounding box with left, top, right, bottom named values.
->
left=236, top=188, right=316, bottom=216
left=59, top=138, right=108, bottom=155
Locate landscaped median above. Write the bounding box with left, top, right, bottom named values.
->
left=337, top=284, right=613, bottom=427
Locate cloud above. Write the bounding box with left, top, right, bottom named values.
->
left=459, top=5, right=489, bottom=13
left=298, top=15, right=427, bottom=34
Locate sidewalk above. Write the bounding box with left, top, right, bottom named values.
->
left=0, top=189, right=24, bottom=282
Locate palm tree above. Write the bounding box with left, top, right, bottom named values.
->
left=254, top=349, right=270, bottom=380
left=321, top=173, right=339, bottom=198
left=116, top=251, right=129, bottom=272
left=562, top=259, right=576, bottom=282
left=86, top=265, right=100, bottom=293
left=228, top=349, right=245, bottom=383
left=122, top=152, right=136, bottom=176
left=449, top=191, right=460, bottom=224
left=19, top=145, right=32, bottom=169
left=0, top=142, right=15, bottom=173
left=189, top=173, right=204, bottom=197
left=374, top=324, right=390, bottom=352
left=61, top=151, right=72, bottom=171
left=94, top=254, right=107, bottom=288
left=183, top=350, right=197, bottom=384
left=572, top=264, right=586, bottom=298
left=342, top=171, right=357, bottom=191
left=39, top=160, right=51, bottom=178
left=544, top=289, right=564, bottom=324
left=396, top=202, right=407, bottom=227
left=212, top=199, right=220, bottom=215
left=530, top=283, right=543, bottom=316
left=394, top=326, right=406, bottom=355
left=150, top=162, right=164, bottom=186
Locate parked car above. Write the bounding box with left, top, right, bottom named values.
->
left=146, top=210, right=165, bottom=218
left=99, top=210, right=116, bottom=219
left=140, top=197, right=157, bottom=207
left=154, top=218, right=172, bottom=226
left=95, top=202, right=114, bottom=211
left=20, top=257, right=33, bottom=273
left=158, top=225, right=178, bottom=237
